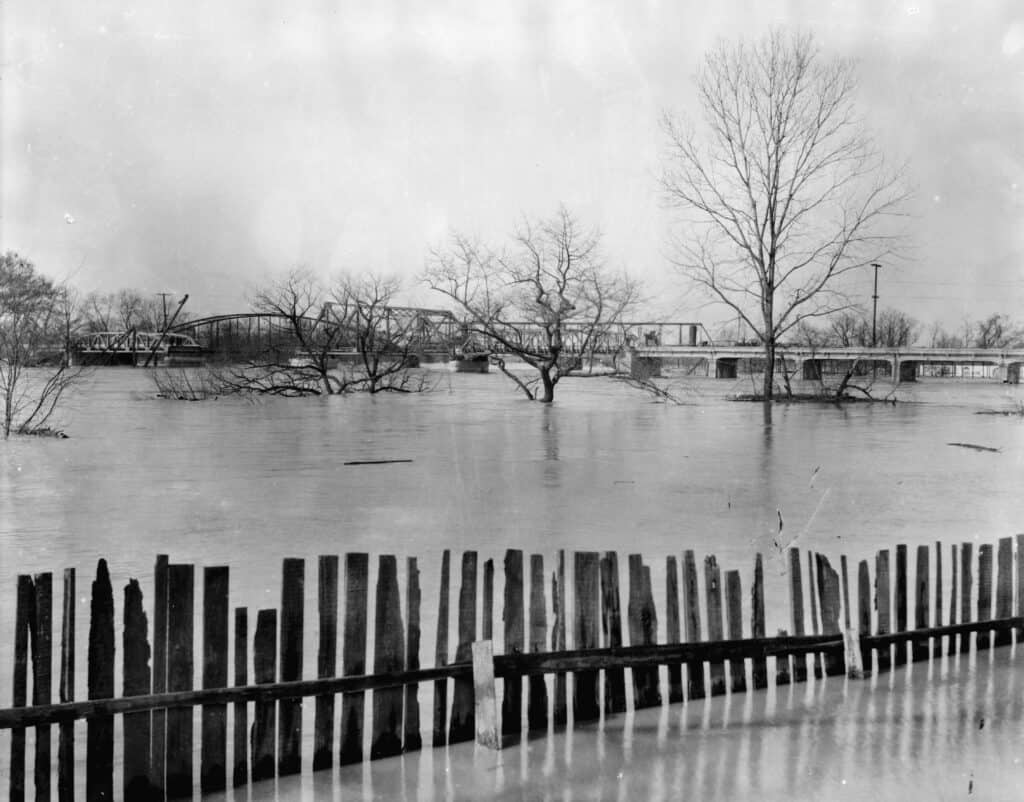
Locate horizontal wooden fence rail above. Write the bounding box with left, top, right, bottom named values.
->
left=3, top=535, right=1023, bottom=801
left=0, top=633, right=849, bottom=731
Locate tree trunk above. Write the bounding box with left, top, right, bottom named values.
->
left=539, top=367, right=555, bottom=403
left=762, top=341, right=775, bottom=401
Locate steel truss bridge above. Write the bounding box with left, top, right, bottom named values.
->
left=169, top=312, right=706, bottom=358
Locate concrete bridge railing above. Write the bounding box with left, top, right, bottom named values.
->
left=628, top=345, right=1024, bottom=384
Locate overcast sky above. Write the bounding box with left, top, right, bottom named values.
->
left=3, top=1, right=1022, bottom=330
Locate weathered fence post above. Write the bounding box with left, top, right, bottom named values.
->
left=894, top=545, right=908, bottom=667
left=934, top=542, right=944, bottom=659
left=483, top=559, right=494, bottom=642
left=471, top=641, right=500, bottom=750
left=815, top=555, right=843, bottom=676
left=1016, top=535, right=1024, bottom=641
left=166, top=563, right=194, bottom=799
left=857, top=560, right=872, bottom=675
left=807, top=552, right=823, bottom=678
left=705, top=556, right=726, bottom=696
left=552, top=550, right=567, bottom=728
left=252, top=609, right=277, bottom=782
left=314, top=555, right=339, bottom=769
left=574, top=552, right=601, bottom=722
left=31, top=572, right=53, bottom=802
left=994, top=537, right=1013, bottom=648
left=725, top=570, right=746, bottom=693
left=233, top=608, right=248, bottom=788
left=665, top=556, right=684, bottom=703
left=201, top=567, right=229, bottom=793
left=528, top=554, right=549, bottom=733
left=682, top=550, right=705, bottom=699
left=912, top=546, right=930, bottom=663
left=123, top=578, right=152, bottom=799
left=88, top=560, right=115, bottom=802
left=150, top=554, right=168, bottom=800
left=432, top=550, right=450, bottom=748
left=788, top=549, right=807, bottom=683
left=404, top=557, right=422, bottom=752
left=840, top=556, right=852, bottom=631
left=843, top=628, right=865, bottom=679
left=751, top=554, right=768, bottom=690
left=341, top=553, right=369, bottom=764
left=11, top=576, right=32, bottom=802
left=948, top=544, right=958, bottom=656
left=58, top=568, right=75, bottom=802
left=600, top=553, right=626, bottom=714
left=875, top=550, right=892, bottom=673
left=502, top=550, right=524, bottom=738
left=960, top=543, right=973, bottom=655
left=371, top=555, right=405, bottom=760
left=629, top=555, right=661, bottom=707
left=278, top=558, right=304, bottom=775
left=449, top=551, right=478, bottom=743
left=977, top=544, right=993, bottom=651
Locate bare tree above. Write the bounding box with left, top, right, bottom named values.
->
left=929, top=321, right=964, bottom=349
left=825, top=307, right=917, bottom=348
left=828, top=311, right=867, bottom=347
left=973, top=314, right=1021, bottom=349
left=0, top=252, right=87, bottom=437
left=245, top=268, right=340, bottom=394
left=83, top=289, right=189, bottom=334
left=875, top=308, right=919, bottom=348
left=175, top=268, right=432, bottom=398
left=661, top=30, right=907, bottom=400
left=322, top=273, right=436, bottom=393
left=425, top=206, right=640, bottom=402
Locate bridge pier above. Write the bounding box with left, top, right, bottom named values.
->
left=802, top=359, right=822, bottom=380
left=1006, top=363, right=1021, bottom=384
left=896, top=360, right=918, bottom=383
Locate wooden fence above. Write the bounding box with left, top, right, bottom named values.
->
left=2, top=536, right=1023, bottom=801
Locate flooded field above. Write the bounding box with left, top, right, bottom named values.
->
left=1, top=367, right=1023, bottom=799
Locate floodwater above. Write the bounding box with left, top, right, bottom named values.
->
left=251, top=645, right=1024, bottom=802
left=1, top=367, right=1023, bottom=799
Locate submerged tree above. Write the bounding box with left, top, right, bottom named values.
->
left=425, top=206, right=640, bottom=402
left=662, top=30, right=907, bottom=400
left=180, top=268, right=432, bottom=397
left=0, top=252, right=87, bottom=437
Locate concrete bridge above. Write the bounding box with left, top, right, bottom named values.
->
left=629, top=345, right=1024, bottom=384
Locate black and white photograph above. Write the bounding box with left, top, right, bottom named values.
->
left=2, top=1, right=1023, bottom=799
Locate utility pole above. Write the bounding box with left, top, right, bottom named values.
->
left=870, top=264, right=882, bottom=348
left=157, top=292, right=172, bottom=332
left=871, top=263, right=881, bottom=381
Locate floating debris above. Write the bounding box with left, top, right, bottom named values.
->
left=344, top=459, right=414, bottom=466
left=947, top=443, right=1001, bottom=454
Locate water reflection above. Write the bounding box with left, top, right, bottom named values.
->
left=231, top=648, right=1024, bottom=801
left=541, top=405, right=560, bottom=489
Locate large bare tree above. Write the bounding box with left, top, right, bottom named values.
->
left=662, top=30, right=907, bottom=400
left=425, top=206, right=640, bottom=402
